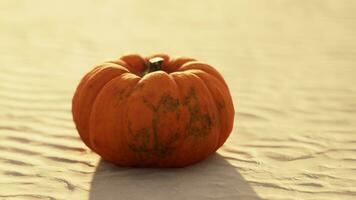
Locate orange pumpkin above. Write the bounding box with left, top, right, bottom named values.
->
left=72, top=54, right=234, bottom=167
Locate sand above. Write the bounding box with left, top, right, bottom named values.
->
left=1, top=0, right=356, bottom=199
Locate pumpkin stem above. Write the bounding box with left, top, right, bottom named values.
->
left=147, top=57, right=164, bottom=73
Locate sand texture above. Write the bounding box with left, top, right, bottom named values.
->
left=1, top=0, right=356, bottom=199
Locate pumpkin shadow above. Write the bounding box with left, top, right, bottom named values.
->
left=89, top=153, right=261, bottom=200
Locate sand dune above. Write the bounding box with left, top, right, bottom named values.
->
left=1, top=0, right=356, bottom=199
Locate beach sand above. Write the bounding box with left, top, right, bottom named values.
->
left=1, top=0, right=356, bottom=199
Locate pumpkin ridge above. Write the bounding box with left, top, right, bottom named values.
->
left=182, top=84, right=216, bottom=139
left=73, top=64, right=128, bottom=149
left=168, top=74, right=182, bottom=122
left=189, top=71, right=225, bottom=150
left=191, top=70, right=235, bottom=149
left=124, top=72, right=184, bottom=165
left=184, top=71, right=219, bottom=136
left=178, top=62, right=229, bottom=90
left=80, top=68, right=129, bottom=150
left=165, top=57, right=196, bottom=73
left=88, top=72, right=140, bottom=161
left=72, top=65, right=103, bottom=119
left=120, top=54, right=147, bottom=76
left=129, top=93, right=180, bottom=161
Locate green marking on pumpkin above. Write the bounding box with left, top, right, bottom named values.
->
left=142, top=96, right=156, bottom=111
left=134, top=128, right=150, bottom=147
left=115, top=85, right=137, bottom=107
left=184, top=87, right=213, bottom=138
left=183, top=87, right=196, bottom=105
left=176, top=112, right=180, bottom=120
left=133, top=82, right=144, bottom=91
left=160, top=94, right=180, bottom=112
left=128, top=87, right=215, bottom=161
left=217, top=101, right=225, bottom=112
left=128, top=93, right=181, bottom=161
left=116, top=88, right=126, bottom=102
left=128, top=120, right=133, bottom=134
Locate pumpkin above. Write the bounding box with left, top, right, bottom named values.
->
left=72, top=53, right=234, bottom=167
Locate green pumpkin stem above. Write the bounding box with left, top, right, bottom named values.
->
left=141, top=57, right=164, bottom=76
left=148, top=57, right=164, bottom=73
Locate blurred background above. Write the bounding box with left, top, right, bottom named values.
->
left=1, top=0, right=356, bottom=199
